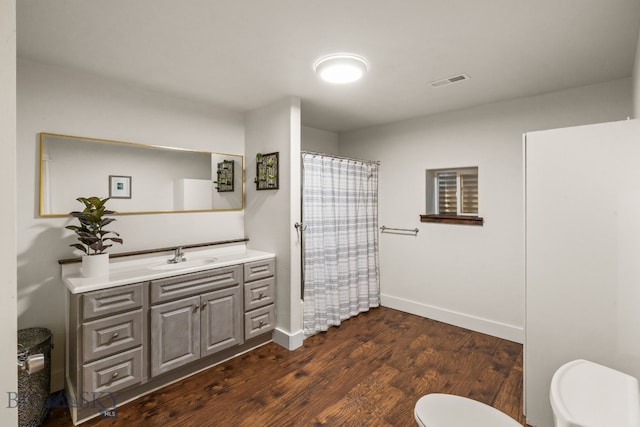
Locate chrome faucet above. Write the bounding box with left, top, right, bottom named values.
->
left=168, top=247, right=187, bottom=264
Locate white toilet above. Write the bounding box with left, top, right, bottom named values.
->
left=414, top=393, right=521, bottom=427
left=414, top=359, right=640, bottom=427
left=550, top=359, right=640, bottom=427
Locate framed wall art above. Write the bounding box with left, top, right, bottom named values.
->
left=109, top=175, right=132, bottom=199
left=255, top=152, right=279, bottom=190
left=215, top=160, right=235, bottom=192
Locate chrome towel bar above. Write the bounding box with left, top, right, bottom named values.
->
left=380, top=226, right=419, bottom=236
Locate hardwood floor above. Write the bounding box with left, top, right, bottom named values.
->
left=44, top=307, right=525, bottom=426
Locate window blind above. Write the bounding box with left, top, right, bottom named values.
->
left=460, top=173, right=478, bottom=214
left=437, top=172, right=458, bottom=215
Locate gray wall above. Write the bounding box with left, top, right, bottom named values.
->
left=340, top=78, right=632, bottom=343
left=17, top=59, right=245, bottom=390
left=301, top=125, right=339, bottom=154
left=245, top=97, right=304, bottom=350
left=0, top=0, right=18, bottom=423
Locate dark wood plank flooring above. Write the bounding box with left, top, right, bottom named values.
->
left=44, top=307, right=525, bottom=426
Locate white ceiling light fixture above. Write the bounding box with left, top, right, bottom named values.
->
left=313, top=53, right=369, bottom=84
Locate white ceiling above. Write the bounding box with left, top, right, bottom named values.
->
left=17, top=0, right=640, bottom=133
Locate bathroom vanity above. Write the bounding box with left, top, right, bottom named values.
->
left=61, top=244, right=275, bottom=425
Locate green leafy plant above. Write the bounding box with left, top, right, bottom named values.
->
left=66, top=196, right=123, bottom=255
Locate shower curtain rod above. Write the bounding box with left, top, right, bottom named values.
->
left=301, top=150, right=380, bottom=165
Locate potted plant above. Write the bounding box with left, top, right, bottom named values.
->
left=66, top=196, right=123, bottom=278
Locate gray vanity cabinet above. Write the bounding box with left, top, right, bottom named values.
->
left=65, top=255, right=275, bottom=424
left=149, top=265, right=243, bottom=377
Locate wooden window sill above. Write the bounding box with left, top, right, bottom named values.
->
left=420, top=215, right=484, bottom=226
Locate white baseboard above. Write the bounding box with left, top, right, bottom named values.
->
left=273, top=327, right=304, bottom=350
left=381, top=294, right=523, bottom=344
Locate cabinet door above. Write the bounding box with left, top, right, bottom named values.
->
left=150, top=296, right=200, bottom=377
left=200, top=286, right=243, bottom=357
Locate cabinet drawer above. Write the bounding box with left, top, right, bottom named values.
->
left=244, top=277, right=275, bottom=311
left=244, top=258, right=275, bottom=282
left=151, top=265, right=242, bottom=304
left=83, top=309, right=143, bottom=363
left=244, top=305, right=275, bottom=340
left=83, top=283, right=144, bottom=320
left=82, top=347, right=143, bottom=394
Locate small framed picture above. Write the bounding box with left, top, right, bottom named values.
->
left=109, top=175, right=132, bottom=199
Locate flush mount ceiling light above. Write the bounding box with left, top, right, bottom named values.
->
left=313, top=53, right=369, bottom=84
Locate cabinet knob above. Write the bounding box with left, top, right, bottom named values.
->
left=112, top=372, right=119, bottom=379
left=258, top=320, right=264, bottom=328
left=112, top=332, right=119, bottom=340
left=193, top=305, right=199, bottom=313
left=258, top=292, right=264, bottom=300
left=201, top=302, right=207, bottom=310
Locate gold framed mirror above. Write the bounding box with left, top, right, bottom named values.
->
left=39, top=132, right=244, bottom=216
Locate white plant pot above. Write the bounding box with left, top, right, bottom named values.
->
left=82, top=253, right=109, bottom=278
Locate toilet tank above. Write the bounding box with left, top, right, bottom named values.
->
left=550, top=359, right=640, bottom=427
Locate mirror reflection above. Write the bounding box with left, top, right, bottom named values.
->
left=40, top=133, right=244, bottom=216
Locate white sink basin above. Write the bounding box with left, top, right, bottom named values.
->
left=148, top=258, right=217, bottom=271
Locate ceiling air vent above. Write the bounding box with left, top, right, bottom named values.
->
left=429, top=73, right=470, bottom=88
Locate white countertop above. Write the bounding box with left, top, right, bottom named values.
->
left=62, top=246, right=275, bottom=294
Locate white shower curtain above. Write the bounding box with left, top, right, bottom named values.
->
left=302, top=152, right=380, bottom=335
